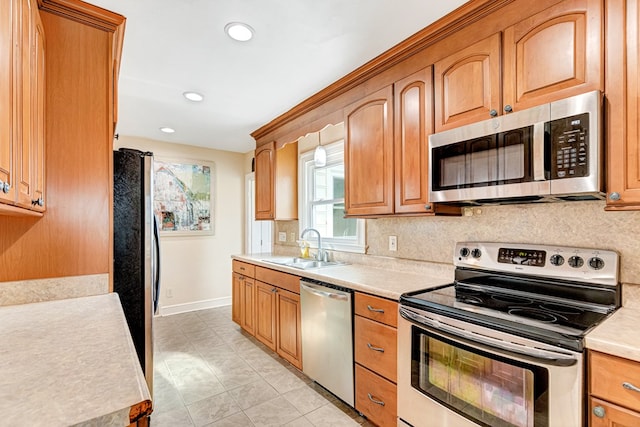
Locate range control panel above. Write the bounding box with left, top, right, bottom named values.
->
left=454, top=242, right=619, bottom=287
left=497, top=248, right=546, bottom=267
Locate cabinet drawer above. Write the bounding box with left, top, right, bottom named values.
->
left=590, top=351, right=640, bottom=413
left=354, top=293, right=397, bottom=327
left=354, top=315, right=397, bottom=382
left=255, top=266, right=300, bottom=294
left=355, top=364, right=397, bottom=427
left=232, top=260, right=255, bottom=277
left=590, top=396, right=640, bottom=426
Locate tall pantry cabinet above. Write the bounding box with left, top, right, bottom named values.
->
left=0, top=0, right=124, bottom=283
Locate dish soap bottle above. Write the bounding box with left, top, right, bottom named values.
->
left=298, top=240, right=310, bottom=258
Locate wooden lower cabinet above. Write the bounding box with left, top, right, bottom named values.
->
left=589, top=397, right=640, bottom=426
left=589, top=350, right=640, bottom=425
left=232, top=261, right=303, bottom=370
left=355, top=364, right=397, bottom=427
left=354, top=292, right=398, bottom=426
left=255, top=280, right=277, bottom=351
left=275, top=288, right=302, bottom=369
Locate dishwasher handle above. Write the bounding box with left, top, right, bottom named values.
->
left=301, top=282, right=349, bottom=301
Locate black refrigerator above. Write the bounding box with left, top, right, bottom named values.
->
left=113, top=148, right=160, bottom=394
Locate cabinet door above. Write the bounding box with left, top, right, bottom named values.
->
left=503, top=0, right=603, bottom=112
left=231, top=272, right=242, bottom=325
left=605, top=0, right=640, bottom=209
left=434, top=33, right=502, bottom=132
left=254, top=281, right=277, bottom=351
left=30, top=7, right=45, bottom=211
left=16, top=0, right=34, bottom=209
left=255, top=142, right=274, bottom=220
left=590, top=397, right=640, bottom=427
left=276, top=288, right=302, bottom=369
left=0, top=0, right=17, bottom=205
left=344, top=86, right=394, bottom=216
left=241, top=277, right=255, bottom=335
left=394, top=67, right=434, bottom=214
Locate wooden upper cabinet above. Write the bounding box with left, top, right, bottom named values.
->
left=434, top=33, right=502, bottom=132
left=254, top=140, right=297, bottom=220
left=605, top=0, right=640, bottom=209
left=0, top=0, right=17, bottom=206
left=255, top=142, right=274, bottom=220
left=344, top=85, right=394, bottom=216
left=394, top=67, right=435, bottom=214
left=503, top=0, right=603, bottom=112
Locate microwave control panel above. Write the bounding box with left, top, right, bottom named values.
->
left=547, top=112, right=589, bottom=179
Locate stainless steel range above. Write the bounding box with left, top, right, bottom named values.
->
left=397, top=242, right=620, bottom=427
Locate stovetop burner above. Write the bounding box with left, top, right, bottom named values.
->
left=400, top=242, right=620, bottom=352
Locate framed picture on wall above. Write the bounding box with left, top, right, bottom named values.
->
left=153, top=157, right=215, bottom=236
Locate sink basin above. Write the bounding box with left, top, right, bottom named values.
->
left=261, top=257, right=347, bottom=270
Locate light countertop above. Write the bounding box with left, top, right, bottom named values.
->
left=586, top=307, right=640, bottom=362
left=0, top=293, right=151, bottom=426
left=232, top=253, right=453, bottom=301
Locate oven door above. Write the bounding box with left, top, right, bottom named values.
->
left=397, top=306, right=583, bottom=427
left=428, top=102, right=549, bottom=203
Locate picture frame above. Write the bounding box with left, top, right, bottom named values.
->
left=153, top=157, right=215, bottom=236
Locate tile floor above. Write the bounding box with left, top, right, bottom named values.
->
left=151, top=305, right=376, bottom=427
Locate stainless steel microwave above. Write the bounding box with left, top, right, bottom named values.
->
left=428, top=90, right=604, bottom=204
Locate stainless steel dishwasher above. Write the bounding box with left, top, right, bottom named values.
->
left=300, top=279, right=354, bottom=406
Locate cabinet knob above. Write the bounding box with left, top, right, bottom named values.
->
left=504, top=104, right=513, bottom=113
left=489, top=109, right=498, bottom=117
left=271, top=287, right=277, bottom=293
left=592, top=406, right=605, bottom=418
left=31, top=198, right=44, bottom=207
left=424, top=204, right=431, bottom=211
left=609, top=192, right=621, bottom=201
left=0, top=181, right=9, bottom=193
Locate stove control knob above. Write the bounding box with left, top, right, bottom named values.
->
left=568, top=256, right=584, bottom=268
left=471, top=249, right=482, bottom=259
left=459, top=247, right=470, bottom=257
left=589, top=257, right=605, bottom=270
left=550, top=254, right=565, bottom=266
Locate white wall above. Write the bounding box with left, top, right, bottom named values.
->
left=116, top=137, right=246, bottom=315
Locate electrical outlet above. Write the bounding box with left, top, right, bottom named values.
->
left=389, top=235, right=398, bottom=251
left=166, top=288, right=173, bottom=298
left=278, top=232, right=287, bottom=242
left=290, top=232, right=296, bottom=242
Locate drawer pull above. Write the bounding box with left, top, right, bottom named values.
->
left=367, top=393, right=385, bottom=406
left=623, top=382, right=640, bottom=393
left=367, top=343, right=384, bottom=353
left=367, top=305, right=384, bottom=313
left=592, top=406, right=605, bottom=418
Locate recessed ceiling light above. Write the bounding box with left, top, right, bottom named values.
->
left=225, top=22, right=254, bottom=42
left=160, top=127, right=175, bottom=134
left=183, top=91, right=204, bottom=102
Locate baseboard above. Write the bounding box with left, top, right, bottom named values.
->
left=157, top=296, right=231, bottom=316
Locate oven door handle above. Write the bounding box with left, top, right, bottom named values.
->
left=400, top=307, right=578, bottom=367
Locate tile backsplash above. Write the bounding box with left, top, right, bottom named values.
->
left=275, top=200, right=640, bottom=305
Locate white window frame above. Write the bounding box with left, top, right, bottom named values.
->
left=298, top=140, right=365, bottom=253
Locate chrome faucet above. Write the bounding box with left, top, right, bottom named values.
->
left=301, top=228, right=326, bottom=261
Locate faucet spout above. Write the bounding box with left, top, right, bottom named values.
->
left=300, top=228, right=324, bottom=261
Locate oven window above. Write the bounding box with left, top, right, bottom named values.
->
left=411, top=326, right=548, bottom=427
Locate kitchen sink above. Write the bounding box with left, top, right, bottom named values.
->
left=261, top=257, right=347, bottom=270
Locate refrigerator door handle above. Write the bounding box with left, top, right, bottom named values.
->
left=153, top=215, right=161, bottom=315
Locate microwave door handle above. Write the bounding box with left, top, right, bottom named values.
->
left=533, top=122, right=546, bottom=181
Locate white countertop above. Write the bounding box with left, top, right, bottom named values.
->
left=0, top=293, right=151, bottom=426
left=586, top=307, right=640, bottom=362
left=233, top=254, right=453, bottom=300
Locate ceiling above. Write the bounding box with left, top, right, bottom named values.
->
left=86, top=0, right=469, bottom=153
